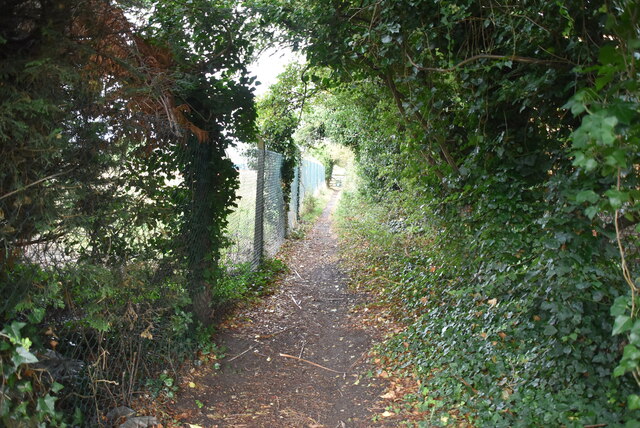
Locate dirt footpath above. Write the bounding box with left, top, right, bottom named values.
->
left=173, top=190, right=390, bottom=427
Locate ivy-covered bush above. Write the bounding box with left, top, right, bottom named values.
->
left=1, top=0, right=257, bottom=424
left=337, top=189, right=635, bottom=425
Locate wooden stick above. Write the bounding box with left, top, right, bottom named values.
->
left=456, top=376, right=478, bottom=394
left=298, top=341, right=306, bottom=358
left=278, top=353, right=345, bottom=374
left=95, top=379, right=119, bottom=385
left=228, top=345, right=256, bottom=362
left=290, top=294, right=302, bottom=309
left=292, top=267, right=304, bottom=280
left=347, top=350, right=368, bottom=371
left=258, top=327, right=291, bottom=339
left=405, top=52, right=572, bottom=74
left=0, top=170, right=71, bottom=201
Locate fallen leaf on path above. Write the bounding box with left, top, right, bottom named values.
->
left=380, top=391, right=396, bottom=399
left=175, top=412, right=192, bottom=420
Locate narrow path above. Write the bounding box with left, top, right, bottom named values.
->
left=174, top=190, right=388, bottom=427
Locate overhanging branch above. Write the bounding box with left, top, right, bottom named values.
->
left=406, top=53, right=573, bottom=73
left=0, top=170, right=73, bottom=201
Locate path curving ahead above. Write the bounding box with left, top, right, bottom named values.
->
left=174, top=190, right=388, bottom=427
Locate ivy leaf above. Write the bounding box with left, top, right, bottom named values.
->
left=576, top=190, right=599, bottom=204
left=628, top=394, right=640, bottom=410
left=622, top=344, right=640, bottom=361
left=584, top=206, right=599, bottom=220
left=604, top=149, right=628, bottom=168
left=630, top=320, right=640, bottom=344
left=612, top=315, right=632, bottom=335
left=614, top=361, right=633, bottom=377
left=609, top=101, right=636, bottom=125
left=611, top=296, right=629, bottom=316
left=17, top=380, right=33, bottom=393
left=381, top=35, right=393, bottom=44
left=11, top=346, right=39, bottom=366
left=2, top=321, right=26, bottom=343
left=599, top=44, right=624, bottom=67
left=595, top=71, right=614, bottom=91
left=605, top=189, right=629, bottom=210
left=36, top=394, right=56, bottom=415
left=584, top=158, right=598, bottom=171
left=563, top=97, right=586, bottom=116
left=577, top=112, right=618, bottom=147
left=27, top=308, right=45, bottom=324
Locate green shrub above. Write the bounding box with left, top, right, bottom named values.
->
left=217, top=258, right=287, bottom=304
left=0, top=321, right=69, bottom=427
left=337, top=189, right=636, bottom=426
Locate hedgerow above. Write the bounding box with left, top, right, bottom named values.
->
left=337, top=188, right=635, bottom=425
left=1, top=0, right=257, bottom=424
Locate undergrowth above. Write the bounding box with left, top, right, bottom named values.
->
left=217, top=258, right=288, bottom=304
left=0, top=257, right=286, bottom=426
left=336, top=189, right=637, bottom=427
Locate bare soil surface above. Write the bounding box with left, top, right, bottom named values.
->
left=173, top=190, right=391, bottom=427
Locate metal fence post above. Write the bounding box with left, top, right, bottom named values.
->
left=252, top=140, right=265, bottom=269
left=296, top=164, right=302, bottom=221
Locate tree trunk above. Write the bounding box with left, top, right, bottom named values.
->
left=186, top=136, right=215, bottom=326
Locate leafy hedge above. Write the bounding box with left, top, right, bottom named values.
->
left=0, top=0, right=258, bottom=424
left=337, top=189, right=635, bottom=425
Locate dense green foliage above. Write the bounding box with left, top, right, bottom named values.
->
left=338, top=190, right=631, bottom=425
left=0, top=0, right=257, bottom=424
left=256, top=64, right=307, bottom=205
left=294, top=104, right=356, bottom=186
left=2, top=0, right=639, bottom=424
left=251, top=0, right=640, bottom=425
left=564, top=4, right=640, bottom=401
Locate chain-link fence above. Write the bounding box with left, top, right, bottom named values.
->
left=223, top=148, right=326, bottom=268
left=299, top=158, right=326, bottom=205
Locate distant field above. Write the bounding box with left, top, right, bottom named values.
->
left=223, top=170, right=258, bottom=266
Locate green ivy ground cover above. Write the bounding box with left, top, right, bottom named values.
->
left=336, top=189, right=637, bottom=427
